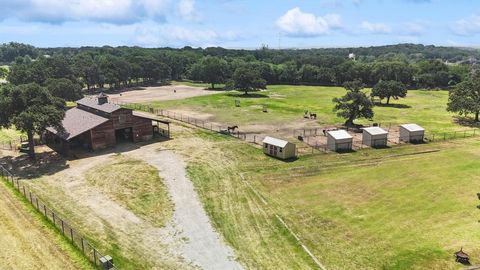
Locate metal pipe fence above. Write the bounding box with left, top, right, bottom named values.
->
left=115, top=101, right=480, bottom=157
left=0, top=165, right=118, bottom=270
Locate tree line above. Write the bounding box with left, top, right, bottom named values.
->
left=1, top=42, right=476, bottom=92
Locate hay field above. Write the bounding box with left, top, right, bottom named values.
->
left=0, top=180, right=93, bottom=270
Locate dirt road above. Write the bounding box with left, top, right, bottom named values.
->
left=0, top=182, right=85, bottom=270
left=129, top=146, right=243, bottom=270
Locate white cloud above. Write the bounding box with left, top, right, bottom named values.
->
left=0, top=0, right=171, bottom=24
left=360, top=21, right=391, bottom=34
left=177, top=0, right=200, bottom=21
left=451, top=15, right=480, bottom=36
left=276, top=7, right=342, bottom=37
left=133, top=22, right=241, bottom=47
left=405, top=21, right=428, bottom=36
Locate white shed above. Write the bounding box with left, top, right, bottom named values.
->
left=326, top=130, right=353, bottom=152
left=362, top=127, right=388, bottom=147
left=399, top=124, right=425, bottom=143
left=262, top=136, right=296, bottom=160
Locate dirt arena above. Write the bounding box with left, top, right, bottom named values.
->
left=108, top=85, right=221, bottom=104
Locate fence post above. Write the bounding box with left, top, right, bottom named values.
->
left=61, top=220, right=65, bottom=234
left=70, top=228, right=74, bottom=243
left=93, top=248, right=97, bottom=266
left=44, top=204, right=47, bottom=216
left=22, top=186, right=26, bottom=197
left=29, top=191, right=33, bottom=203
left=36, top=198, right=39, bottom=210
left=81, top=238, right=85, bottom=254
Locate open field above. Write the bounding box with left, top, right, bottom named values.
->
left=140, top=85, right=475, bottom=138
left=173, top=126, right=480, bottom=269
left=0, top=179, right=93, bottom=270
left=107, top=84, right=222, bottom=104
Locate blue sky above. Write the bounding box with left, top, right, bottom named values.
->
left=0, top=0, right=480, bottom=48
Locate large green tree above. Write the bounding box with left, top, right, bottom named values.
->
left=232, top=66, right=267, bottom=95
left=447, top=74, right=480, bottom=122
left=45, top=78, right=83, bottom=101
left=333, top=80, right=374, bottom=126
left=0, top=83, right=65, bottom=158
left=199, top=56, right=228, bottom=89
left=371, top=80, right=407, bottom=104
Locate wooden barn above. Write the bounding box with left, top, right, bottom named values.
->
left=45, top=93, right=169, bottom=155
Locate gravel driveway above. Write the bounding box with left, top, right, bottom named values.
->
left=129, top=146, right=243, bottom=270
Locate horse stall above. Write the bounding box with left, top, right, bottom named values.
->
left=399, top=123, right=425, bottom=143
left=362, top=127, right=389, bottom=148
left=262, top=136, right=296, bottom=160
left=326, top=130, right=353, bottom=152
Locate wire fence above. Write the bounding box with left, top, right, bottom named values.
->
left=115, top=101, right=480, bottom=156
left=117, top=102, right=266, bottom=145
left=0, top=165, right=118, bottom=270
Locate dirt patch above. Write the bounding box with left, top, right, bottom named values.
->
left=107, top=85, right=221, bottom=104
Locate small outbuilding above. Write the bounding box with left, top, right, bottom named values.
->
left=399, top=123, right=425, bottom=143
left=362, top=126, right=388, bottom=147
left=326, top=130, right=353, bottom=152
left=262, top=136, right=296, bottom=160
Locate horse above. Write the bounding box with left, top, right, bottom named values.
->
left=304, top=110, right=310, bottom=118
left=227, top=125, right=238, bottom=133
left=310, top=113, right=317, bottom=119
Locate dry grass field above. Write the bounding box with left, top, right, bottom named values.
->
left=0, top=181, right=93, bottom=270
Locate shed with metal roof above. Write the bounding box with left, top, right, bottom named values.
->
left=262, top=136, right=296, bottom=160
left=399, top=124, right=425, bottom=143
left=326, top=130, right=353, bottom=152
left=362, top=126, right=388, bottom=147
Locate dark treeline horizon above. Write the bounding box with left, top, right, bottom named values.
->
left=1, top=41, right=478, bottom=92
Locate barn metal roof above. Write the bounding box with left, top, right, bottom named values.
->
left=262, top=136, right=290, bottom=147
left=76, top=97, right=121, bottom=113
left=400, top=123, right=425, bottom=132
left=362, top=126, right=388, bottom=136
left=46, top=107, right=109, bottom=140
left=327, top=130, right=353, bottom=140
left=132, top=111, right=171, bottom=125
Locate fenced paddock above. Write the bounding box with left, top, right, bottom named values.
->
left=0, top=165, right=118, bottom=270
left=116, top=102, right=480, bottom=156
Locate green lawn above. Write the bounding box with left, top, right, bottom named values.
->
left=0, top=128, right=23, bottom=143
left=171, top=126, right=480, bottom=269
left=256, top=139, right=480, bottom=269
left=149, top=85, right=468, bottom=133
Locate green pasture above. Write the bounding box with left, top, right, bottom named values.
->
left=150, top=84, right=469, bottom=133
left=179, top=127, right=480, bottom=269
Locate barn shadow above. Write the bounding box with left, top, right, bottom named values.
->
left=0, top=150, right=69, bottom=180
left=374, top=102, right=411, bottom=109
left=68, top=136, right=171, bottom=161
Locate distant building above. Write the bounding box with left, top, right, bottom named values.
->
left=348, top=53, right=356, bottom=60
left=45, top=93, right=169, bottom=155
left=262, top=136, right=296, bottom=160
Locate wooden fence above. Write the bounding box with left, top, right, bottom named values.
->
left=0, top=165, right=118, bottom=270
